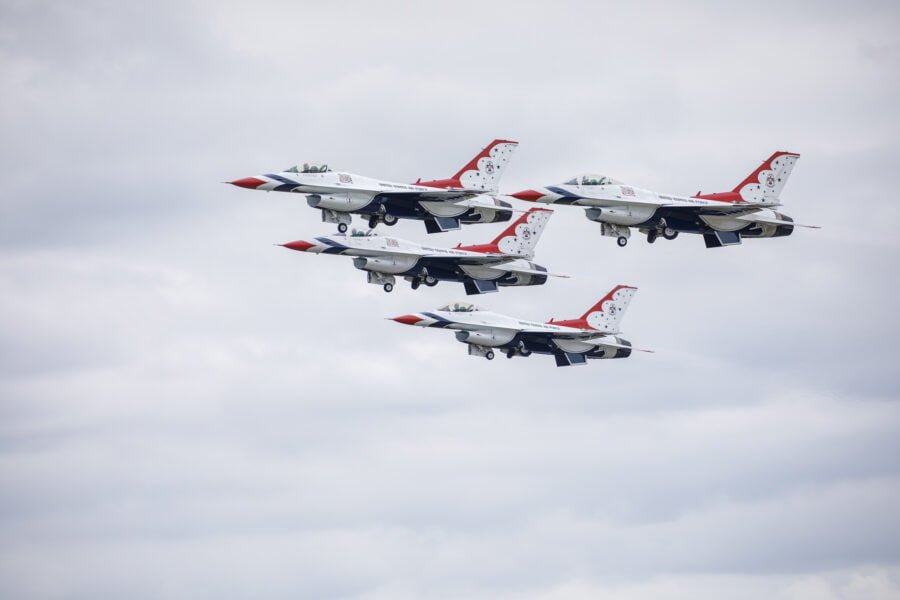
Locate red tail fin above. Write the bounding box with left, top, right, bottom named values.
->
left=697, top=151, right=800, bottom=203
left=458, top=207, right=552, bottom=257
left=417, top=139, right=519, bottom=191
left=549, top=285, right=637, bottom=332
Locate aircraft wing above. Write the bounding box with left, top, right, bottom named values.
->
left=513, top=326, right=606, bottom=341
left=505, top=264, right=569, bottom=278
left=735, top=213, right=821, bottom=228
left=450, top=196, right=525, bottom=211
left=418, top=253, right=524, bottom=266
left=376, top=188, right=481, bottom=201
left=587, top=337, right=654, bottom=353
left=666, top=204, right=773, bottom=215
left=331, top=247, right=520, bottom=265
left=517, top=328, right=652, bottom=350
left=443, top=322, right=653, bottom=353
left=341, top=247, right=427, bottom=259
left=569, top=196, right=664, bottom=208
left=372, top=192, right=512, bottom=226
left=580, top=194, right=776, bottom=216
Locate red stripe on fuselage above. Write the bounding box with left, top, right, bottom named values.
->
left=693, top=191, right=744, bottom=203
left=416, top=177, right=462, bottom=189
left=456, top=243, right=500, bottom=254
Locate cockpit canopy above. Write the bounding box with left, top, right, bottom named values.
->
left=562, top=174, right=624, bottom=186
left=285, top=163, right=331, bottom=174
left=438, top=302, right=478, bottom=313
left=349, top=229, right=376, bottom=237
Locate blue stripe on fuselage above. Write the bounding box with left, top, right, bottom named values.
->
left=421, top=312, right=454, bottom=328
left=546, top=186, right=582, bottom=205
left=266, top=174, right=302, bottom=192
left=314, top=237, right=348, bottom=254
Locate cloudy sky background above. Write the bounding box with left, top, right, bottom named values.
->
left=2, top=1, right=899, bottom=598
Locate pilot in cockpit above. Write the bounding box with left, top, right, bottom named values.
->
left=285, top=163, right=330, bottom=174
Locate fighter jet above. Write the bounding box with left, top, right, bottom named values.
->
left=280, top=207, right=560, bottom=295
left=391, top=285, right=650, bottom=366
left=230, top=139, right=518, bottom=234
left=509, top=151, right=818, bottom=248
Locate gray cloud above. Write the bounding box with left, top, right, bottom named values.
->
left=1, top=0, right=899, bottom=598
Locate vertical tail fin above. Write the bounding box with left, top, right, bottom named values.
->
left=733, top=151, right=800, bottom=202
left=458, top=207, right=553, bottom=258
left=418, top=139, right=519, bottom=192
left=549, top=285, right=637, bottom=333
left=452, top=139, right=518, bottom=192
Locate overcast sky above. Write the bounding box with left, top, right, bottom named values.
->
left=2, top=1, right=899, bottom=598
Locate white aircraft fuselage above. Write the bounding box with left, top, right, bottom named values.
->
left=511, top=151, right=817, bottom=248
left=231, top=139, right=519, bottom=234
left=282, top=208, right=558, bottom=295
left=392, top=285, right=650, bottom=367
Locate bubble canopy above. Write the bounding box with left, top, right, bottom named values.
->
left=562, top=174, right=625, bottom=186
left=437, top=302, right=479, bottom=313
left=285, top=163, right=331, bottom=173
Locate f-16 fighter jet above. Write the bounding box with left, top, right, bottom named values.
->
left=230, top=139, right=518, bottom=234
left=510, top=151, right=818, bottom=248
left=391, top=285, right=650, bottom=367
left=281, top=208, right=559, bottom=295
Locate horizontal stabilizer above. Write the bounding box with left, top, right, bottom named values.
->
left=453, top=197, right=525, bottom=213
left=508, top=265, right=569, bottom=278
left=591, top=338, right=654, bottom=353
left=737, top=214, right=820, bottom=228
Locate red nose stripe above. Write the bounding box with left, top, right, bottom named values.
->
left=230, top=177, right=266, bottom=189
left=510, top=189, right=545, bottom=201
left=392, top=314, right=423, bottom=326
left=281, top=240, right=316, bottom=252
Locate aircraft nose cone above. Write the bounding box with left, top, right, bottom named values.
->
left=280, top=240, right=316, bottom=252
left=391, top=314, right=423, bottom=326
left=510, top=189, right=545, bottom=201
left=230, top=177, right=265, bottom=189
